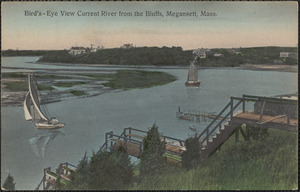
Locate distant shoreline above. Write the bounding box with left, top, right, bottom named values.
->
left=240, top=64, right=298, bottom=73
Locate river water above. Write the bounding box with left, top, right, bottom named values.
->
left=1, top=57, right=297, bottom=189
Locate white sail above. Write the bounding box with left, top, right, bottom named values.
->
left=28, top=74, right=48, bottom=121
left=23, top=73, right=65, bottom=129
left=24, top=92, right=32, bottom=121
left=187, top=60, right=198, bottom=82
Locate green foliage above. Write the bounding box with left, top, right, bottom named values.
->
left=2, top=72, right=26, bottom=78
left=3, top=81, right=28, bottom=91
left=102, top=70, right=177, bottom=90
left=70, top=90, right=85, bottom=96
left=139, top=123, right=166, bottom=182
left=182, top=135, right=201, bottom=170
left=35, top=74, right=72, bottom=79
left=3, top=81, right=53, bottom=92
left=2, top=174, right=15, bottom=190
left=2, top=49, right=53, bottom=56
left=88, top=151, right=133, bottom=190
left=247, top=126, right=269, bottom=140
left=61, top=151, right=133, bottom=190
left=38, top=47, right=192, bottom=65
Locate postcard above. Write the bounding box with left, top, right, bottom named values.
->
left=1, top=1, right=298, bottom=190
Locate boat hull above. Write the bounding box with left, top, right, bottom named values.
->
left=34, top=122, right=65, bottom=129
left=185, top=81, right=201, bottom=87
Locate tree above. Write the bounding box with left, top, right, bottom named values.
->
left=62, top=150, right=133, bottom=190
left=2, top=174, right=15, bottom=190
left=139, top=123, right=166, bottom=179
left=181, top=134, right=201, bottom=170
left=88, top=150, right=133, bottom=190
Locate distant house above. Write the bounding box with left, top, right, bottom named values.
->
left=91, top=46, right=104, bottom=53
left=121, top=44, right=134, bottom=49
left=69, top=47, right=87, bottom=55
left=193, top=48, right=209, bottom=58
left=280, top=52, right=290, bottom=58
left=280, top=52, right=298, bottom=59
left=213, top=53, right=224, bottom=57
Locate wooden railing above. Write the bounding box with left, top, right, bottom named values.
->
left=197, top=94, right=297, bottom=146
left=100, top=127, right=185, bottom=154
left=197, top=97, right=244, bottom=146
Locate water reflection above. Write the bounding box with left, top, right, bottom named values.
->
left=28, top=129, right=65, bottom=158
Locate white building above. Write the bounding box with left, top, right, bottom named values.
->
left=280, top=52, right=290, bottom=58
left=193, top=48, right=209, bottom=58
left=91, top=46, right=104, bottom=53
left=69, top=47, right=87, bottom=55
left=214, top=53, right=224, bottom=57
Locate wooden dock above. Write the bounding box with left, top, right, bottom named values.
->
left=176, top=111, right=223, bottom=122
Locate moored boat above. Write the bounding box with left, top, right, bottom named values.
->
left=185, top=57, right=201, bottom=87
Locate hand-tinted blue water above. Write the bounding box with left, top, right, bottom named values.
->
left=1, top=57, right=297, bottom=189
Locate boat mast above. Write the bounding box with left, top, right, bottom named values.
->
left=28, top=73, right=49, bottom=121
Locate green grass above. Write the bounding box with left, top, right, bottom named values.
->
left=2, top=72, right=26, bottom=78
left=35, top=74, right=72, bottom=79
left=3, top=81, right=54, bottom=91
left=54, top=81, right=87, bottom=87
left=102, top=70, right=177, bottom=90
left=132, top=128, right=298, bottom=190
left=3, top=81, right=28, bottom=91
left=70, top=90, right=85, bottom=96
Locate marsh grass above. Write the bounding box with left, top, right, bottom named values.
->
left=36, top=74, right=72, bottom=79
left=3, top=80, right=54, bottom=92
left=3, top=81, right=28, bottom=91
left=70, top=90, right=85, bottom=96
left=2, top=72, right=26, bottom=78
left=103, top=70, right=177, bottom=90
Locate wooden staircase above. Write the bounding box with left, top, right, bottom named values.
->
left=199, top=121, right=237, bottom=160
left=196, top=96, right=244, bottom=160
left=197, top=94, right=298, bottom=160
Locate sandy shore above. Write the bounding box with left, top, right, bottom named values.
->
left=240, top=64, right=298, bottom=73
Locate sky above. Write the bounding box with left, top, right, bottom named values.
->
left=1, top=1, right=298, bottom=50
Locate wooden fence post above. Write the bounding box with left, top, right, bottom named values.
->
left=242, top=97, right=245, bottom=113
left=230, top=97, right=233, bottom=119
left=235, top=127, right=239, bottom=143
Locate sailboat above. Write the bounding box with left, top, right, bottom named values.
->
left=185, top=57, right=201, bottom=87
left=24, top=73, right=65, bottom=129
